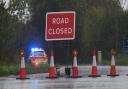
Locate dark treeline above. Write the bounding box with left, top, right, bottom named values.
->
left=0, top=0, right=128, bottom=64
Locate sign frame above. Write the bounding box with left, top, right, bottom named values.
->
left=45, top=11, right=76, bottom=41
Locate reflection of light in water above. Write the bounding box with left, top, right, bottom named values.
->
left=32, top=80, right=39, bottom=89
left=19, top=80, right=26, bottom=89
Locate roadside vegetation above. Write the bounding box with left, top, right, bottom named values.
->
left=0, top=63, right=49, bottom=76
left=102, top=54, right=128, bottom=65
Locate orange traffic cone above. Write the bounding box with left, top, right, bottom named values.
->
left=16, top=56, right=29, bottom=79
left=89, top=49, right=100, bottom=77
left=72, top=50, right=79, bottom=78
left=48, top=50, right=57, bottom=79
left=107, top=49, right=119, bottom=77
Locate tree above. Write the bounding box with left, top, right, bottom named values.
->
left=79, top=0, right=123, bottom=61
left=0, top=1, right=28, bottom=64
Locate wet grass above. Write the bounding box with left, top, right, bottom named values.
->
left=115, top=53, right=128, bottom=65
left=102, top=53, right=128, bottom=65
left=0, top=63, right=49, bottom=76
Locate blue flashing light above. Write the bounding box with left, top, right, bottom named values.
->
left=34, top=48, right=39, bottom=51
left=31, top=48, right=38, bottom=52
left=31, top=48, right=43, bottom=52
left=31, top=48, right=34, bottom=52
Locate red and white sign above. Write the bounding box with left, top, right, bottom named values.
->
left=45, top=11, right=75, bottom=41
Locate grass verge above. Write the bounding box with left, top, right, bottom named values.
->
left=0, top=63, right=49, bottom=76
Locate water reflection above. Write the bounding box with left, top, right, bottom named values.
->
left=1, top=66, right=128, bottom=89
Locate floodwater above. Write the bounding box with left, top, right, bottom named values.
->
left=0, top=66, right=128, bottom=89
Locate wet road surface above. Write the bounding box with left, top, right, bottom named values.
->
left=0, top=66, right=128, bottom=89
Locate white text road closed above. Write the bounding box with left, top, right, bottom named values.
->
left=45, top=11, right=75, bottom=41
left=52, top=18, right=69, bottom=24
left=48, top=28, right=72, bottom=35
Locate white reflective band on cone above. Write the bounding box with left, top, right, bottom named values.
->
left=73, top=56, right=77, bottom=67
left=21, top=57, right=25, bottom=68
left=92, top=56, right=97, bottom=66
left=111, top=55, right=115, bottom=65
left=50, top=56, right=54, bottom=67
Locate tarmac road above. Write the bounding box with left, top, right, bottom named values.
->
left=0, top=66, right=128, bottom=89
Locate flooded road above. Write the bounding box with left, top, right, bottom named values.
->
left=0, top=66, right=128, bottom=89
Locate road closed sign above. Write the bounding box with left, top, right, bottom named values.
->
left=45, top=11, right=75, bottom=41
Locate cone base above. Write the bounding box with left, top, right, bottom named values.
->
left=107, top=74, right=119, bottom=77
left=16, top=77, right=30, bottom=79
left=88, top=75, right=101, bottom=77
left=65, top=75, right=82, bottom=78
left=70, top=76, right=82, bottom=78
left=46, top=76, right=58, bottom=79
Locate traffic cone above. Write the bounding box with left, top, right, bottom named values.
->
left=48, top=50, right=57, bottom=79
left=89, top=49, right=100, bottom=77
left=107, top=49, right=119, bottom=77
left=16, top=57, right=29, bottom=79
left=72, top=55, right=79, bottom=78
